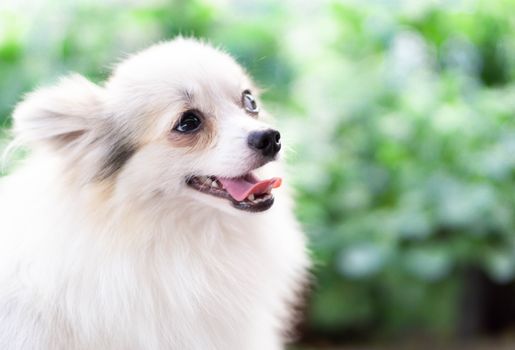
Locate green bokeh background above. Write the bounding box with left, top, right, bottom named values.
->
left=1, top=0, right=515, bottom=347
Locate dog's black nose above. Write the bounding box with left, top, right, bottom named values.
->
left=247, top=129, right=281, bottom=158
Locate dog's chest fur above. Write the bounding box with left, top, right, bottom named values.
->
left=0, top=169, right=307, bottom=350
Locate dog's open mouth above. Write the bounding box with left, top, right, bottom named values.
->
left=186, top=173, right=282, bottom=212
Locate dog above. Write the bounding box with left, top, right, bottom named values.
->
left=0, top=38, right=309, bottom=350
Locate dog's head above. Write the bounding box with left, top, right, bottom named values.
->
left=12, top=38, right=284, bottom=213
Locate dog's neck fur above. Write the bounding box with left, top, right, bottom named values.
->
left=0, top=154, right=308, bottom=350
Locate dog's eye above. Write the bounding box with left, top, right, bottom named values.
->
left=174, top=110, right=202, bottom=133
left=242, top=90, right=259, bottom=114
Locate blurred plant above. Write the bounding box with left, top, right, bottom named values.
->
left=283, top=0, right=515, bottom=339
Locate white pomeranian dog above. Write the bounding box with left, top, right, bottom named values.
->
left=0, top=38, right=309, bottom=350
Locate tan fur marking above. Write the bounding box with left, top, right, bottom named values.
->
left=168, top=115, right=216, bottom=151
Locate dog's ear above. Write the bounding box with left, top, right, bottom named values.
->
left=13, top=74, right=105, bottom=150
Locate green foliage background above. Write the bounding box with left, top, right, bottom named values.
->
left=1, top=0, right=515, bottom=343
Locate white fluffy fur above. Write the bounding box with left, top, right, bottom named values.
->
left=0, top=38, right=308, bottom=349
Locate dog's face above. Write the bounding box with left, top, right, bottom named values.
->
left=13, top=39, right=283, bottom=213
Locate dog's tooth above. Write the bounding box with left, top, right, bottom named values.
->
left=248, top=194, right=255, bottom=201
left=204, top=178, right=213, bottom=186
left=212, top=181, right=219, bottom=188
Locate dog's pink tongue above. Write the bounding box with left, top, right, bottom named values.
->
left=218, top=177, right=282, bottom=201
